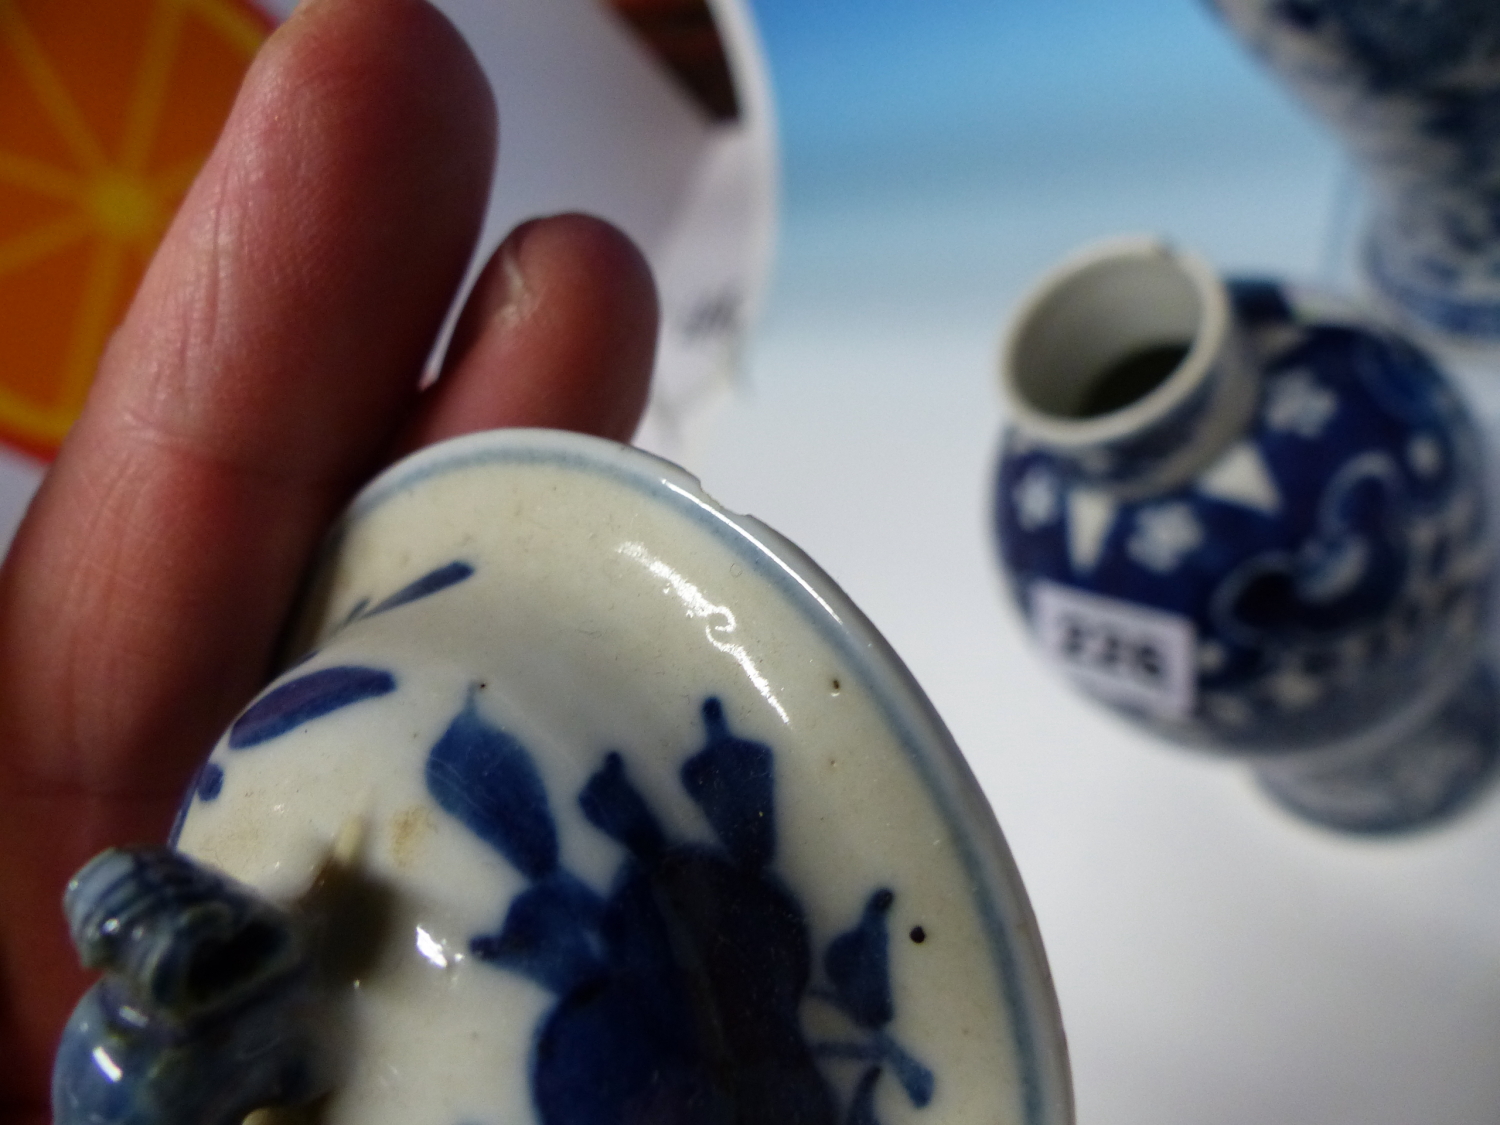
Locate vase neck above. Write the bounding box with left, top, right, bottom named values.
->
left=1001, top=237, right=1258, bottom=496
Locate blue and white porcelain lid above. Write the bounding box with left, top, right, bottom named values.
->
left=176, top=428, right=1072, bottom=1125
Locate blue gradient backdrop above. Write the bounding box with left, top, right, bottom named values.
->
left=743, top=0, right=1346, bottom=326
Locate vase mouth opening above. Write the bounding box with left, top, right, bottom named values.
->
left=1002, top=237, right=1229, bottom=448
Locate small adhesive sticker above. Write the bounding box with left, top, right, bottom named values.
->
left=1031, top=580, right=1196, bottom=720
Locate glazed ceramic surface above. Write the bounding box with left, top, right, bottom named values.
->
left=1204, top=0, right=1500, bottom=343
left=57, top=430, right=1070, bottom=1125
left=995, top=239, right=1490, bottom=771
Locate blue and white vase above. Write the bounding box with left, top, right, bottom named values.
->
left=1203, top=0, right=1500, bottom=345
left=994, top=237, right=1496, bottom=832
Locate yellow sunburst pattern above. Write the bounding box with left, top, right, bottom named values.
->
left=0, top=0, right=270, bottom=461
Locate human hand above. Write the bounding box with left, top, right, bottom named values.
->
left=0, top=0, right=657, bottom=1118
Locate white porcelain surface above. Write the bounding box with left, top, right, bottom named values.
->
left=175, top=428, right=1070, bottom=1125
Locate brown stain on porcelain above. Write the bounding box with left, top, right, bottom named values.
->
left=391, top=806, right=436, bottom=870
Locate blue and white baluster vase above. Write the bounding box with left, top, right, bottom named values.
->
left=994, top=236, right=1497, bottom=832
left=1203, top=0, right=1500, bottom=348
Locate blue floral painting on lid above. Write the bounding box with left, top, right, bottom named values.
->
left=428, top=693, right=934, bottom=1125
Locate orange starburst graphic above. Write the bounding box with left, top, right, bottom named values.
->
left=0, top=0, right=271, bottom=461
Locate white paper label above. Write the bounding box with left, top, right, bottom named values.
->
left=1031, top=581, right=1196, bottom=720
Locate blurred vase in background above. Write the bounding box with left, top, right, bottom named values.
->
left=994, top=237, right=1495, bottom=832
left=1203, top=0, right=1500, bottom=352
